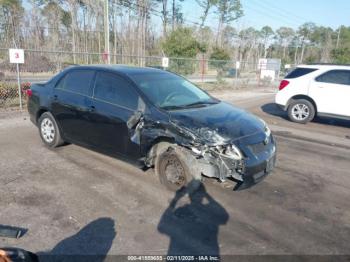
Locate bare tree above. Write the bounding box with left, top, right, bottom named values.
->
left=215, top=0, right=243, bottom=47
left=196, top=0, right=218, bottom=28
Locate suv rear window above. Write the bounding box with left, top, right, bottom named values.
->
left=285, top=68, right=318, bottom=79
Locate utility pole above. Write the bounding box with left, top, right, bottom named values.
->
left=172, top=0, right=175, bottom=31
left=104, top=0, right=110, bottom=64
left=336, top=26, right=342, bottom=49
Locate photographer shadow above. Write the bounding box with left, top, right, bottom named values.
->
left=39, top=217, right=116, bottom=262
left=158, top=182, right=229, bottom=256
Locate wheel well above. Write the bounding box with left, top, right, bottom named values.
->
left=36, top=108, right=48, bottom=122
left=145, top=137, right=176, bottom=167
left=288, top=95, right=317, bottom=114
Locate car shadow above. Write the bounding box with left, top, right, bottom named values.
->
left=261, top=103, right=350, bottom=129
left=157, top=182, right=229, bottom=256
left=39, top=217, right=116, bottom=262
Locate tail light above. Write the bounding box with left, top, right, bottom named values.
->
left=279, top=80, right=290, bottom=91
left=26, top=89, right=33, bottom=98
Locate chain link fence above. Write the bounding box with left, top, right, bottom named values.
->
left=0, top=48, right=284, bottom=109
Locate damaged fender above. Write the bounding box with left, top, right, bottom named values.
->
left=126, top=111, right=245, bottom=183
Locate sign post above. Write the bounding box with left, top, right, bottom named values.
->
left=9, top=49, right=24, bottom=110
left=235, top=61, right=240, bottom=87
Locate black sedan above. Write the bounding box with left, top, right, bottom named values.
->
left=27, top=65, right=276, bottom=191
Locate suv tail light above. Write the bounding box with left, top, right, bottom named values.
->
left=26, top=89, right=33, bottom=98
left=279, top=80, right=290, bottom=91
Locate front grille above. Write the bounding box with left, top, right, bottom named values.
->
left=249, top=141, right=268, bottom=154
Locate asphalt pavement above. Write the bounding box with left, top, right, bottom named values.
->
left=0, top=88, right=349, bottom=257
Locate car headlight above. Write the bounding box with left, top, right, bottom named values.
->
left=259, top=118, right=271, bottom=138
left=265, top=125, right=271, bottom=138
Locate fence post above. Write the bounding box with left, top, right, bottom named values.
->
left=16, top=63, right=22, bottom=110
left=235, top=61, right=240, bottom=88
left=201, top=54, right=205, bottom=83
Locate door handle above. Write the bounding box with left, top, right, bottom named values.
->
left=53, top=95, right=58, bottom=100
left=88, top=105, right=95, bottom=112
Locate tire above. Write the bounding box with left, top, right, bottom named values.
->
left=155, top=148, right=200, bottom=192
left=38, top=112, right=65, bottom=148
left=288, top=99, right=315, bottom=124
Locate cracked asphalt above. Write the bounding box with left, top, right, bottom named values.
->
left=0, top=88, right=349, bottom=256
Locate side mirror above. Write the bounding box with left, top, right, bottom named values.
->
left=0, top=225, right=27, bottom=239
left=127, top=111, right=143, bottom=129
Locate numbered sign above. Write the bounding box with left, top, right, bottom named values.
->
left=236, top=61, right=240, bottom=69
left=162, top=57, right=169, bottom=68
left=9, top=49, right=24, bottom=64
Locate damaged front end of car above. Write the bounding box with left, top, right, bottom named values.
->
left=127, top=106, right=276, bottom=190
left=173, top=123, right=276, bottom=190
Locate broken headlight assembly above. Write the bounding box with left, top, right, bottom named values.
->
left=192, top=143, right=243, bottom=160
left=221, top=144, right=243, bottom=160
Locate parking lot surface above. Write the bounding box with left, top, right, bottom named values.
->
left=0, top=88, right=350, bottom=256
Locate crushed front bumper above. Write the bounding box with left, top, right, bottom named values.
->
left=182, top=132, right=277, bottom=191
left=234, top=151, right=277, bottom=190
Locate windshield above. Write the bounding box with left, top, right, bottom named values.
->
left=131, top=72, right=218, bottom=110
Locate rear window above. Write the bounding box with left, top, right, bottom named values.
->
left=57, top=70, right=95, bottom=96
left=285, top=68, right=318, bottom=79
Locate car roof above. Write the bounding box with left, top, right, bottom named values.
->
left=297, top=64, right=350, bottom=70
left=67, top=64, right=167, bottom=76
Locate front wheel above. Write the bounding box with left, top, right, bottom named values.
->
left=288, top=99, right=315, bottom=124
left=155, top=148, right=201, bottom=192
left=38, top=112, right=65, bottom=148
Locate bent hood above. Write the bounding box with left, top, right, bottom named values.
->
left=168, top=101, right=265, bottom=145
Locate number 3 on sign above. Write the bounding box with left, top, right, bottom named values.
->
left=9, top=49, right=25, bottom=64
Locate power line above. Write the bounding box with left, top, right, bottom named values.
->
left=112, top=0, right=220, bottom=33
left=260, top=0, right=311, bottom=22
left=243, top=3, right=300, bottom=28
left=248, top=0, right=305, bottom=25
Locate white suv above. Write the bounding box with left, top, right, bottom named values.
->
left=275, top=64, right=350, bottom=124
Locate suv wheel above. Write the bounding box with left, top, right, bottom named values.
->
left=38, top=112, right=64, bottom=148
left=288, top=99, right=315, bottom=124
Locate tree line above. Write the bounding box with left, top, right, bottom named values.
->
left=0, top=0, right=349, bottom=68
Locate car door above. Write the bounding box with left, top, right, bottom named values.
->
left=88, top=71, right=141, bottom=159
left=51, top=69, right=96, bottom=145
left=308, top=69, right=350, bottom=116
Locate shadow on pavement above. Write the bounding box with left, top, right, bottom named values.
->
left=39, top=217, right=116, bottom=262
left=261, top=103, right=288, bottom=119
left=262, top=103, right=350, bottom=129
left=158, top=182, right=229, bottom=256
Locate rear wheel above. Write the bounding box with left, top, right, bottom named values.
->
left=288, top=99, right=315, bottom=124
left=38, top=112, right=64, bottom=148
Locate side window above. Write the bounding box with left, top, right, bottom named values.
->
left=316, top=70, right=350, bottom=85
left=56, top=70, right=95, bottom=96
left=93, top=72, right=139, bottom=110
left=55, top=75, right=66, bottom=90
